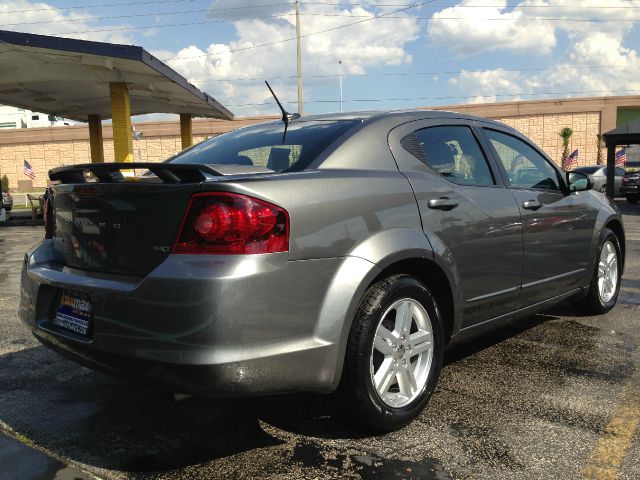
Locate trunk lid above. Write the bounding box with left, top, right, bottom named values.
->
left=51, top=182, right=199, bottom=276
left=48, top=162, right=252, bottom=276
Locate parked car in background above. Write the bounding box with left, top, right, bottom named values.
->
left=1, top=191, right=12, bottom=211
left=624, top=161, right=640, bottom=173
left=569, top=165, right=626, bottom=196
left=20, top=111, right=625, bottom=431
left=622, top=170, right=640, bottom=203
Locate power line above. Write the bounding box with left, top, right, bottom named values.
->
left=0, top=0, right=198, bottom=14
left=187, top=64, right=637, bottom=84
left=35, top=15, right=294, bottom=37
left=6, top=1, right=640, bottom=27
left=2, top=3, right=296, bottom=27
left=6, top=14, right=285, bottom=30
left=4, top=0, right=639, bottom=14
left=304, top=2, right=640, bottom=8
left=222, top=89, right=640, bottom=108
left=303, top=13, right=640, bottom=21
left=17, top=11, right=639, bottom=35
left=163, top=1, right=442, bottom=62
left=38, top=2, right=436, bottom=40
left=7, top=1, right=638, bottom=19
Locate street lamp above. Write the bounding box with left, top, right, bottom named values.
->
left=338, top=60, right=343, bottom=112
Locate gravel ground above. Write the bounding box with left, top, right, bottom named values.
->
left=0, top=203, right=639, bottom=480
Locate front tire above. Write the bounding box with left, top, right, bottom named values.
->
left=573, top=228, right=622, bottom=315
left=627, top=195, right=639, bottom=204
left=340, top=275, right=444, bottom=432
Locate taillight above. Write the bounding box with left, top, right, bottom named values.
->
left=173, top=192, right=289, bottom=254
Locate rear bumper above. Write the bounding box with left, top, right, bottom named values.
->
left=621, top=184, right=639, bottom=194
left=19, top=240, right=376, bottom=396
left=30, top=329, right=335, bottom=397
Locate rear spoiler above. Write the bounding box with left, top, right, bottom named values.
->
left=49, top=163, right=225, bottom=184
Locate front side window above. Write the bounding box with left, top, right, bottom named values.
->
left=402, top=125, right=495, bottom=186
left=169, top=120, right=359, bottom=172
left=484, top=129, right=562, bottom=191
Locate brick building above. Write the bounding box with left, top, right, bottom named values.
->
left=2, top=95, right=640, bottom=192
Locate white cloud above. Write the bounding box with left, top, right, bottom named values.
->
left=427, top=0, right=556, bottom=56
left=450, top=68, right=524, bottom=97
left=0, top=0, right=133, bottom=44
left=428, top=0, right=640, bottom=56
left=439, top=1, right=640, bottom=102
left=166, top=3, right=421, bottom=115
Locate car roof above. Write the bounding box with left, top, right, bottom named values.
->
left=257, top=109, right=524, bottom=138
left=296, top=109, right=501, bottom=123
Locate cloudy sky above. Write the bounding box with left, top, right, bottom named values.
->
left=2, top=0, right=640, bottom=118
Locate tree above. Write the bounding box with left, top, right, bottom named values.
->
left=596, top=134, right=605, bottom=165
left=559, top=127, right=574, bottom=171
left=1, top=175, right=8, bottom=193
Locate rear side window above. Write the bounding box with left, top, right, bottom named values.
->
left=169, top=120, right=359, bottom=171
left=484, top=128, right=563, bottom=191
left=402, top=125, right=495, bottom=186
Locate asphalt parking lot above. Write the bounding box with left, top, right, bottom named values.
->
left=1, top=203, right=639, bottom=480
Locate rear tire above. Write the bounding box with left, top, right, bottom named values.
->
left=599, top=185, right=607, bottom=194
left=572, top=228, right=622, bottom=315
left=627, top=195, right=639, bottom=204
left=340, top=275, right=444, bottom=432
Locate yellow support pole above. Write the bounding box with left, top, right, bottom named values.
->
left=109, top=82, right=133, bottom=163
left=88, top=114, right=104, bottom=163
left=180, top=113, right=193, bottom=150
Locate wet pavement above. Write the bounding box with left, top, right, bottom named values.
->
left=1, top=204, right=639, bottom=480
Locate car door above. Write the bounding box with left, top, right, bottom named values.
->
left=478, top=125, right=595, bottom=307
left=389, top=120, right=523, bottom=327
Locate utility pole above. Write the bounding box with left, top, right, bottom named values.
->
left=338, top=60, right=343, bottom=112
left=295, top=0, right=303, bottom=114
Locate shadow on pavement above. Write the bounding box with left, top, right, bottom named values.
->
left=616, top=200, right=640, bottom=216
left=0, top=309, right=557, bottom=475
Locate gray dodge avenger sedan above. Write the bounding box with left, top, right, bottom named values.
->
left=20, top=110, right=625, bottom=431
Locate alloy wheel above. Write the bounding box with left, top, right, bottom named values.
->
left=597, top=240, right=618, bottom=303
left=370, top=298, right=433, bottom=408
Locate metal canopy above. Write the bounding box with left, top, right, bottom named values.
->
left=0, top=29, right=233, bottom=121
left=602, top=119, right=640, bottom=197
left=603, top=119, right=640, bottom=146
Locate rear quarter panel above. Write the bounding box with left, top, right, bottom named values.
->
left=202, top=169, right=423, bottom=261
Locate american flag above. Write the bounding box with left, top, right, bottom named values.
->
left=565, top=149, right=579, bottom=168
left=615, top=148, right=627, bottom=166
left=23, top=160, right=36, bottom=180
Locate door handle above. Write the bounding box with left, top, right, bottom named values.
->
left=428, top=197, right=459, bottom=210
left=522, top=200, right=542, bottom=210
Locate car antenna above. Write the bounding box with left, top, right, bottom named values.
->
left=265, top=81, right=300, bottom=143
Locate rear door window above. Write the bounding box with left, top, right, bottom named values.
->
left=402, top=125, right=495, bottom=186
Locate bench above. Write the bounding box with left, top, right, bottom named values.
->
left=26, top=194, right=44, bottom=221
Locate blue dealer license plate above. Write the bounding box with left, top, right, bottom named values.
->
left=54, top=291, right=92, bottom=336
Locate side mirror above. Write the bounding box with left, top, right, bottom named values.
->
left=567, top=171, right=591, bottom=191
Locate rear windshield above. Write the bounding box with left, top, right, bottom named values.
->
left=572, top=166, right=601, bottom=174
left=169, top=120, right=359, bottom=171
